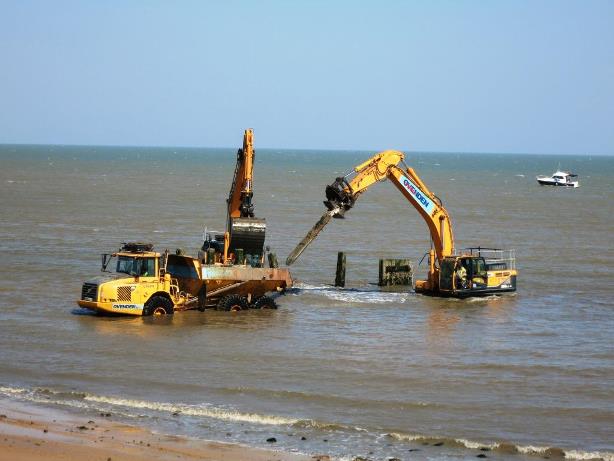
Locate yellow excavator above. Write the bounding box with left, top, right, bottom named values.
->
left=286, top=150, right=517, bottom=298
left=201, top=129, right=267, bottom=265
left=224, top=129, right=266, bottom=264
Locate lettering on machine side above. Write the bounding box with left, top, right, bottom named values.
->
left=400, top=175, right=433, bottom=213
left=112, top=304, right=141, bottom=309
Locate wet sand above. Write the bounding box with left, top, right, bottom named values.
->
left=0, top=399, right=314, bottom=461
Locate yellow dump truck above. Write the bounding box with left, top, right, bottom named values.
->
left=77, top=242, right=293, bottom=316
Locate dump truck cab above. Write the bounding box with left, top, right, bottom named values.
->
left=78, top=243, right=183, bottom=316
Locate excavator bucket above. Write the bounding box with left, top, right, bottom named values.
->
left=229, top=217, right=266, bottom=258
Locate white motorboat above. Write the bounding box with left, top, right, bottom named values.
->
left=536, top=169, right=579, bottom=188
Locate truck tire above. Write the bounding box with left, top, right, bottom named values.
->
left=216, top=294, right=248, bottom=312
left=143, top=295, right=174, bottom=316
left=252, top=296, right=277, bottom=310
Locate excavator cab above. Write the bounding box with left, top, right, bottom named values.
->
left=439, top=256, right=488, bottom=295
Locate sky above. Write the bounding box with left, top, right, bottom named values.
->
left=1, top=1, right=613, bottom=154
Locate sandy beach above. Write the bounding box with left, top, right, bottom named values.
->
left=0, top=399, right=316, bottom=461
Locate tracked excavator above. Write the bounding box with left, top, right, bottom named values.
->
left=224, top=128, right=266, bottom=265
left=286, top=150, right=517, bottom=298
left=201, top=129, right=267, bottom=265
left=223, top=128, right=266, bottom=263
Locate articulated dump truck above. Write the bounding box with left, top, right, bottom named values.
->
left=77, top=129, right=293, bottom=316
left=78, top=242, right=292, bottom=316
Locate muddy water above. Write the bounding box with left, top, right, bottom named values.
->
left=0, top=145, right=612, bottom=460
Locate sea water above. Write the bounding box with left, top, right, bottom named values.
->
left=0, top=145, right=612, bottom=460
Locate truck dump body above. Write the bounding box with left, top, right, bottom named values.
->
left=201, top=265, right=293, bottom=309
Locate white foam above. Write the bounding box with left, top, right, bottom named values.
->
left=565, top=450, right=613, bottom=461
left=83, top=395, right=298, bottom=426
left=293, top=283, right=409, bottom=304
left=0, top=386, right=27, bottom=396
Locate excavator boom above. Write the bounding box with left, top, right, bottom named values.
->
left=224, top=129, right=266, bottom=263
left=287, top=150, right=454, bottom=266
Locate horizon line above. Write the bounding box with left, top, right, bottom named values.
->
left=0, top=141, right=611, bottom=157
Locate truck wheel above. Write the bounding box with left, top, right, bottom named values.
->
left=253, top=296, right=277, bottom=310
left=216, top=294, right=248, bottom=312
left=143, top=296, right=174, bottom=316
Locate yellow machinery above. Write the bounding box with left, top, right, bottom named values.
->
left=77, top=130, right=293, bottom=316
left=286, top=150, right=517, bottom=298
left=223, top=128, right=266, bottom=264
left=78, top=243, right=198, bottom=316
left=77, top=242, right=292, bottom=315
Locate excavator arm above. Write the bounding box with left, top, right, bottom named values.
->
left=322, top=150, right=454, bottom=261
left=286, top=150, right=455, bottom=290
left=227, top=129, right=255, bottom=219
left=223, top=129, right=266, bottom=263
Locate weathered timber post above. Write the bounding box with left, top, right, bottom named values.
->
left=335, top=252, right=346, bottom=287
left=268, top=252, right=279, bottom=268
left=206, top=248, right=216, bottom=265
left=379, top=259, right=413, bottom=286
left=235, top=248, right=245, bottom=265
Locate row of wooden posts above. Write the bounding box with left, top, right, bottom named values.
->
left=335, top=251, right=413, bottom=287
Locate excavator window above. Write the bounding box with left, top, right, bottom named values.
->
left=439, top=259, right=455, bottom=291
left=471, top=258, right=487, bottom=287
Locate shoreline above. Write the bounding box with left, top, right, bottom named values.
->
left=0, top=398, right=316, bottom=461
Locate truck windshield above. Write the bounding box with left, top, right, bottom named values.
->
left=116, top=257, right=155, bottom=276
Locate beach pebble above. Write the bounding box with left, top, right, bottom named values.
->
left=301, top=436, right=307, bottom=440
left=266, top=437, right=277, bottom=443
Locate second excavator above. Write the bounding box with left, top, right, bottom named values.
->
left=286, top=150, right=517, bottom=298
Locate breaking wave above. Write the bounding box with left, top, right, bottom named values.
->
left=387, top=433, right=613, bottom=461
left=1, top=385, right=611, bottom=461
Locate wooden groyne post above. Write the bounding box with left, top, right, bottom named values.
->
left=334, top=252, right=346, bottom=287
left=379, top=259, right=413, bottom=286
left=268, top=252, right=279, bottom=268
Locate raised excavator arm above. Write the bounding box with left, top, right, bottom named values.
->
left=223, top=129, right=266, bottom=263
left=286, top=150, right=517, bottom=297
left=286, top=150, right=453, bottom=291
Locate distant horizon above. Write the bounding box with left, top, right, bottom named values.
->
left=1, top=141, right=611, bottom=157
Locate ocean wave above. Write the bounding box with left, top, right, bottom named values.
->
left=0, top=385, right=297, bottom=426
left=387, top=432, right=612, bottom=461
left=83, top=395, right=299, bottom=426
left=2, top=385, right=611, bottom=461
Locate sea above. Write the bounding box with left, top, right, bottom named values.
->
left=0, top=144, right=612, bottom=461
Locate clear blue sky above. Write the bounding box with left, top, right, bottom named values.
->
left=1, top=1, right=613, bottom=154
